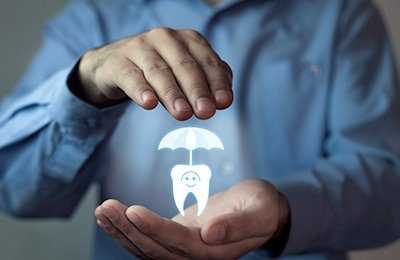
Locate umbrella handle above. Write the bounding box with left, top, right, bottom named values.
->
left=186, top=129, right=196, bottom=166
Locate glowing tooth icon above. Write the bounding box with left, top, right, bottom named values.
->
left=158, top=127, right=224, bottom=216
left=171, top=164, right=211, bottom=216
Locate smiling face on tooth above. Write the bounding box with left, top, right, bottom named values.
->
left=181, top=171, right=200, bottom=187
left=171, top=164, right=212, bottom=216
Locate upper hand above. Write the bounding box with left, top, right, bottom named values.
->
left=95, top=179, right=290, bottom=259
left=75, top=27, right=233, bottom=120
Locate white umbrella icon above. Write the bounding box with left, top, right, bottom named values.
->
left=158, top=127, right=224, bottom=165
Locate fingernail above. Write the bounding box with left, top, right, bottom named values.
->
left=96, top=209, right=111, bottom=227
left=174, top=98, right=191, bottom=112
left=128, top=212, right=143, bottom=228
left=96, top=215, right=111, bottom=228
left=141, top=90, right=156, bottom=103
left=196, top=97, right=215, bottom=111
left=207, top=224, right=226, bottom=244
left=96, top=219, right=106, bottom=228
left=102, top=206, right=118, bottom=221
left=214, top=90, right=231, bottom=105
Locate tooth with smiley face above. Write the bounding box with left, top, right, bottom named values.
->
left=170, top=164, right=212, bottom=216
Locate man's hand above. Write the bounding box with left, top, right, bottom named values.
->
left=95, top=179, right=290, bottom=259
left=74, top=27, right=233, bottom=120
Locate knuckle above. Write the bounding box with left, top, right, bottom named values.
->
left=103, top=56, right=119, bottom=70
left=162, top=86, right=180, bottom=100
left=184, top=29, right=207, bottom=44
left=203, top=54, right=224, bottom=68
left=185, top=29, right=202, bottom=39
left=188, top=83, right=207, bottom=97
left=129, top=36, right=147, bottom=47
left=142, top=56, right=171, bottom=74
left=135, top=86, right=151, bottom=96
left=208, top=79, right=230, bottom=90
left=147, top=63, right=171, bottom=75
left=121, top=66, right=142, bottom=79
left=150, top=26, right=175, bottom=38
left=102, top=57, right=123, bottom=78
left=176, top=57, right=197, bottom=70
left=80, top=50, right=98, bottom=73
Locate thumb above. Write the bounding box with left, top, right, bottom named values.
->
left=200, top=206, right=277, bottom=245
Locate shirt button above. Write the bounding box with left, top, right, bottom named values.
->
left=218, top=159, right=235, bottom=176
left=85, top=118, right=101, bottom=128
left=309, top=63, right=322, bottom=77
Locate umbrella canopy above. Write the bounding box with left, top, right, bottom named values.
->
left=158, top=127, right=224, bottom=165
left=158, top=127, right=224, bottom=151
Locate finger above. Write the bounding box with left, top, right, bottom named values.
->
left=127, top=206, right=268, bottom=260
left=222, top=60, right=233, bottom=80
left=95, top=205, right=146, bottom=258
left=126, top=205, right=204, bottom=258
left=149, top=27, right=216, bottom=119
left=200, top=206, right=275, bottom=245
left=181, top=30, right=233, bottom=109
left=108, top=58, right=158, bottom=110
left=135, top=51, right=193, bottom=121
left=100, top=200, right=177, bottom=259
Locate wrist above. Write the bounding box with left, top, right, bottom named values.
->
left=261, top=192, right=291, bottom=257
left=273, top=192, right=290, bottom=238
left=68, top=53, right=119, bottom=108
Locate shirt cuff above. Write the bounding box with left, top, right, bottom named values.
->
left=46, top=64, right=128, bottom=182
left=49, top=64, right=128, bottom=137
left=273, top=171, right=326, bottom=256
left=261, top=212, right=291, bottom=257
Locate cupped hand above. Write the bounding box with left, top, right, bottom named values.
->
left=75, top=27, right=233, bottom=120
left=95, top=179, right=290, bottom=259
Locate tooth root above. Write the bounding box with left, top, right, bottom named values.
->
left=194, top=186, right=208, bottom=216
left=193, top=167, right=212, bottom=216
left=173, top=187, right=186, bottom=216
left=171, top=166, right=186, bottom=216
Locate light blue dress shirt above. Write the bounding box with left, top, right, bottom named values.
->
left=1, top=0, right=400, bottom=259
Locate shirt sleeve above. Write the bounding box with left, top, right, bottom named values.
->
left=273, top=0, right=400, bottom=255
left=0, top=0, right=126, bottom=218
